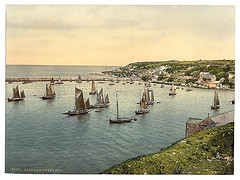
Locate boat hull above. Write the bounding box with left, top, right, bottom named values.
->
left=211, top=105, right=220, bottom=110
left=89, top=91, right=97, bottom=95
left=146, top=102, right=154, bottom=105
left=109, top=118, right=137, bottom=123
left=91, top=104, right=110, bottom=108
left=135, top=110, right=150, bottom=114
left=41, top=96, right=55, bottom=100
left=63, top=110, right=90, bottom=116
left=8, top=98, right=24, bottom=102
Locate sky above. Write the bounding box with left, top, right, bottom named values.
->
left=6, top=5, right=235, bottom=66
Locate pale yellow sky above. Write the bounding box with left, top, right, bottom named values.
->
left=6, top=5, right=235, bottom=66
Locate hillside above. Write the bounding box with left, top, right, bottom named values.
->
left=103, top=123, right=234, bottom=175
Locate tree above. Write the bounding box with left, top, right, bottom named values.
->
left=141, top=76, right=150, bottom=82
left=216, top=72, right=227, bottom=81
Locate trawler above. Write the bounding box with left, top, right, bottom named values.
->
left=76, top=75, right=82, bottom=83
left=8, top=85, right=25, bottom=102
left=169, top=84, right=176, bottom=95
left=109, top=91, right=137, bottom=123
left=63, top=87, right=90, bottom=115
left=211, top=89, right=220, bottom=109
left=91, top=88, right=110, bottom=108
left=89, top=81, right=97, bottom=95
left=41, top=83, right=56, bottom=99
left=55, top=78, right=64, bottom=84
left=135, top=93, right=150, bottom=114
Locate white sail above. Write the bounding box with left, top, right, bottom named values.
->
left=98, top=88, right=104, bottom=104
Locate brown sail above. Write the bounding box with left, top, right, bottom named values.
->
left=105, top=94, right=109, bottom=104
left=20, top=90, right=25, bottom=98
left=140, top=98, right=147, bottom=110
left=145, top=88, right=150, bottom=102
left=214, top=89, right=220, bottom=107
left=151, top=90, right=154, bottom=102
left=85, top=98, right=91, bottom=109
left=14, top=85, right=20, bottom=98
left=75, top=88, right=85, bottom=111
left=92, top=81, right=96, bottom=93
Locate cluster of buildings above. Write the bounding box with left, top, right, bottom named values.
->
left=186, top=111, right=234, bottom=137
left=108, top=61, right=235, bottom=90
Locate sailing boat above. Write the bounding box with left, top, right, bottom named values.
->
left=55, top=77, right=64, bottom=84
left=138, top=80, right=142, bottom=85
left=42, top=83, right=56, bottom=99
left=85, top=98, right=91, bottom=110
left=116, top=78, right=120, bottom=83
left=169, top=83, right=176, bottom=95
left=63, top=87, right=90, bottom=115
left=109, top=91, right=137, bottom=123
left=91, top=88, right=110, bottom=108
left=186, top=86, right=193, bottom=92
left=211, top=89, right=220, bottom=109
left=144, top=87, right=154, bottom=105
left=50, top=77, right=55, bottom=85
left=89, top=81, right=97, bottom=95
left=22, top=77, right=32, bottom=84
left=76, top=75, right=82, bottom=83
left=130, top=78, right=134, bottom=84
left=135, top=93, right=150, bottom=114
left=8, top=85, right=25, bottom=102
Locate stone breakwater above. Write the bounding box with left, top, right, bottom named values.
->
left=6, top=77, right=140, bottom=83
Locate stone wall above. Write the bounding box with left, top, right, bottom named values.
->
left=186, top=117, right=215, bottom=137
left=186, top=123, right=204, bottom=137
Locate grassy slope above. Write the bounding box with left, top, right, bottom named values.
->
left=103, top=123, right=234, bottom=175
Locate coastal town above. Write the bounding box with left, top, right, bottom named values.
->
left=103, top=59, right=235, bottom=90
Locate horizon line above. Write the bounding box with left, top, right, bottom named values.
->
left=5, top=64, right=122, bottom=67
left=5, top=59, right=235, bottom=66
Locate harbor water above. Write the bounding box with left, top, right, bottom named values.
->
left=5, top=65, right=235, bottom=174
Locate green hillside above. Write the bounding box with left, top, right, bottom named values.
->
left=103, top=123, right=234, bottom=175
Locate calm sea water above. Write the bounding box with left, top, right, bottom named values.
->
left=5, top=65, right=235, bottom=174
left=6, top=65, right=117, bottom=78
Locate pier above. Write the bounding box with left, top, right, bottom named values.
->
left=5, top=77, right=141, bottom=83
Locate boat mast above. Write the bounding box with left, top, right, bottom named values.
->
left=214, top=89, right=220, bottom=107
left=116, top=91, right=119, bottom=120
